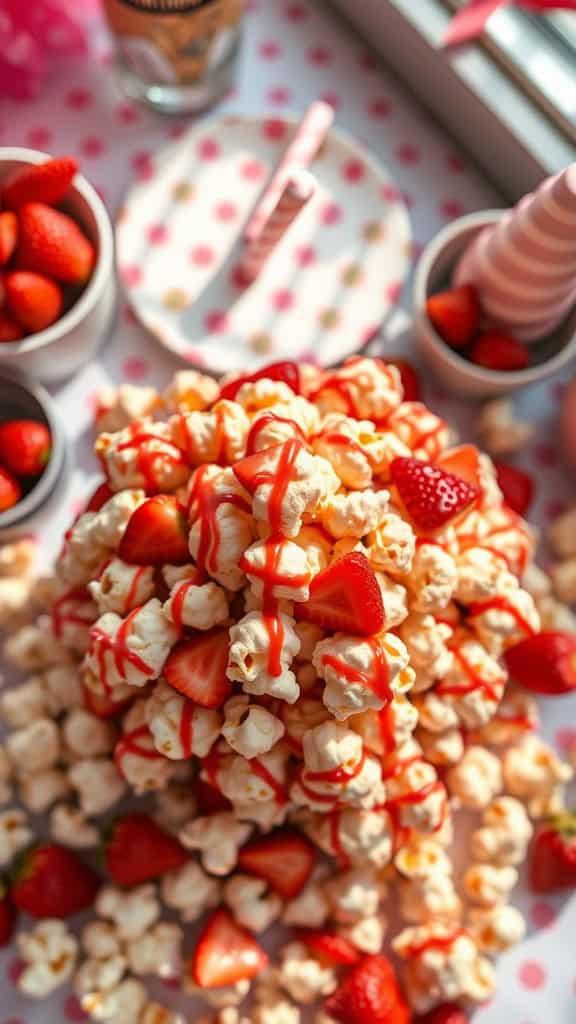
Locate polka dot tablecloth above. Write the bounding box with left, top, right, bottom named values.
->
left=1, top=1, right=575, bottom=1022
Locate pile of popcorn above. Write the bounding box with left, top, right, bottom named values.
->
left=1, top=356, right=575, bottom=1024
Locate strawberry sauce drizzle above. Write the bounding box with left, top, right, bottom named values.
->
left=315, top=431, right=377, bottom=469
left=170, top=578, right=198, bottom=630
left=468, top=594, right=537, bottom=636
left=328, top=808, right=351, bottom=868
left=249, top=757, right=288, bottom=805
left=187, top=465, right=251, bottom=581
left=124, top=566, right=149, bottom=614
left=383, top=404, right=447, bottom=460
left=90, top=607, right=153, bottom=694
left=115, top=724, right=162, bottom=775
left=116, top=425, right=187, bottom=493
left=437, top=646, right=501, bottom=703
left=179, top=700, right=195, bottom=757
left=246, top=413, right=307, bottom=456
left=404, top=930, right=467, bottom=958
left=321, top=637, right=392, bottom=703
left=52, top=589, right=95, bottom=638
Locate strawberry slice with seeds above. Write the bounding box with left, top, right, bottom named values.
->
left=104, top=814, right=188, bottom=886
left=118, top=494, right=189, bottom=565
left=0, top=211, right=18, bottom=265
left=238, top=829, right=315, bottom=900
left=5, top=271, right=63, bottom=334
left=390, top=456, right=479, bottom=531
left=3, top=157, right=78, bottom=209
left=529, top=813, right=576, bottom=893
left=298, top=929, right=360, bottom=965
left=17, top=202, right=95, bottom=285
left=11, top=845, right=100, bottom=918
left=232, top=439, right=302, bottom=497
left=295, top=551, right=385, bottom=636
left=0, top=419, right=51, bottom=477
left=219, top=360, right=300, bottom=401
left=164, top=629, right=232, bottom=709
left=191, top=908, right=268, bottom=988
left=470, top=331, right=530, bottom=371
left=504, top=631, right=576, bottom=696
left=426, top=284, right=480, bottom=348
left=325, top=954, right=408, bottom=1024
left=493, top=461, right=534, bottom=516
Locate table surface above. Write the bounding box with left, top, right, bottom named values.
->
left=1, top=1, right=576, bottom=1022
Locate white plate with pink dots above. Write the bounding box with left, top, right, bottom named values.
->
left=116, top=112, right=411, bottom=375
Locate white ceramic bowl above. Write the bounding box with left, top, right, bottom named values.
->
left=0, top=148, right=117, bottom=383
left=413, top=210, right=576, bottom=398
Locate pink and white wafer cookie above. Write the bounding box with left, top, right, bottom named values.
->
left=454, top=162, right=576, bottom=342
left=243, top=100, right=334, bottom=244
left=239, top=169, right=316, bottom=284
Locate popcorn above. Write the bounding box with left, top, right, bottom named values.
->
left=82, top=920, right=123, bottom=960
left=0, top=577, right=35, bottom=627
left=51, top=587, right=99, bottom=652
left=69, top=757, right=127, bottom=816
left=81, top=977, right=147, bottom=1024
left=396, top=839, right=461, bottom=924
left=340, top=914, right=387, bottom=954
left=503, top=734, right=573, bottom=817
left=323, top=867, right=382, bottom=924
left=146, top=682, right=221, bottom=759
left=0, top=745, right=13, bottom=806
left=85, top=599, right=178, bottom=691
left=393, top=924, right=495, bottom=1013
left=96, top=421, right=189, bottom=493
left=464, top=863, right=518, bottom=906
left=471, top=796, right=533, bottom=865
left=385, top=402, right=450, bottom=460
left=293, top=527, right=332, bottom=576
left=163, top=369, right=220, bottom=412
left=215, top=743, right=290, bottom=810
left=281, top=866, right=330, bottom=928
left=406, top=541, right=458, bottom=614
left=228, top=611, right=301, bottom=704
left=141, top=1003, right=188, bottom=1024
left=418, top=727, right=464, bottom=768
left=321, top=489, right=390, bottom=540
left=277, top=942, right=337, bottom=1004
left=455, top=547, right=509, bottom=605
left=292, top=721, right=385, bottom=812
left=474, top=688, right=539, bottom=746
left=313, top=413, right=409, bottom=489
left=126, top=922, right=182, bottom=978
left=446, top=745, right=503, bottom=810
left=467, top=581, right=540, bottom=655
left=224, top=874, right=282, bottom=932
left=75, top=955, right=128, bottom=999
left=50, top=804, right=100, bottom=849
left=435, top=635, right=507, bottom=729
left=96, top=884, right=161, bottom=941
left=183, top=978, right=251, bottom=1007
left=477, top=398, right=533, bottom=456
left=548, top=505, right=576, bottom=558
left=311, top=357, right=403, bottom=421
left=163, top=578, right=229, bottom=630
left=6, top=717, right=60, bottom=775
left=222, top=695, right=285, bottom=758
left=375, top=573, right=409, bottom=628
left=278, top=698, right=329, bottom=757
left=154, top=782, right=197, bottom=832
left=550, top=558, right=576, bottom=604
left=383, top=740, right=447, bottom=833
left=0, top=538, right=36, bottom=577
left=0, top=807, right=33, bottom=866
left=89, top=558, right=155, bottom=616
left=188, top=466, right=255, bottom=591
left=17, top=919, right=77, bottom=997
left=313, top=631, right=413, bottom=720
left=3, top=621, right=69, bottom=670
left=42, top=663, right=83, bottom=714
left=171, top=400, right=249, bottom=465
left=245, top=443, right=339, bottom=539
left=366, top=511, right=415, bottom=574
left=0, top=676, right=46, bottom=728
left=467, top=904, right=526, bottom=954
left=537, top=593, right=576, bottom=631
left=20, top=768, right=70, bottom=813
left=398, top=613, right=453, bottom=693
left=63, top=708, right=116, bottom=759
left=179, top=812, right=253, bottom=875
left=300, top=807, right=393, bottom=868
left=116, top=700, right=175, bottom=793
left=57, top=513, right=110, bottom=588
left=242, top=538, right=314, bottom=602
left=95, top=384, right=160, bottom=433
left=161, top=861, right=221, bottom=922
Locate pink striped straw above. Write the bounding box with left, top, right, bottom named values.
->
left=239, top=168, right=316, bottom=284
left=244, top=100, right=334, bottom=245
left=455, top=163, right=576, bottom=342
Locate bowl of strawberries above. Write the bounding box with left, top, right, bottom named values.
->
left=0, top=366, right=65, bottom=529
left=0, top=148, right=116, bottom=382
left=413, top=210, right=576, bottom=397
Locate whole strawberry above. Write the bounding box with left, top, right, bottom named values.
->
left=0, top=309, right=24, bottom=343
left=470, top=331, right=529, bottom=371
left=11, top=844, right=100, bottom=918
left=530, top=813, right=576, bottom=893
left=426, top=284, right=480, bottom=349
left=0, top=881, right=16, bottom=946
left=324, top=954, right=410, bottom=1024
left=0, top=466, right=21, bottom=511
left=3, top=157, right=78, bottom=209
left=5, top=271, right=63, bottom=334
left=105, top=814, right=189, bottom=886
left=0, top=419, right=51, bottom=477
left=0, top=211, right=18, bottom=265
left=504, top=631, right=576, bottom=696
left=494, top=461, right=534, bottom=516
left=415, top=1004, right=469, bottom=1024
left=390, top=456, right=479, bottom=531
left=17, top=202, right=95, bottom=285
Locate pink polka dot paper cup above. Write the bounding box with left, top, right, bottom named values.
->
left=0, top=148, right=116, bottom=383
left=413, top=210, right=576, bottom=398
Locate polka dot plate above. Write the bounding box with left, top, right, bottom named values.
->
left=116, top=112, right=412, bottom=374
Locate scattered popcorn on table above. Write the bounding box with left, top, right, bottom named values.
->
left=464, top=863, right=518, bottom=906
left=125, top=922, right=182, bottom=978
left=477, top=398, right=533, bottom=456
left=503, top=734, right=573, bottom=817
left=68, top=756, right=127, bottom=816
left=224, top=873, right=282, bottom=932
left=50, top=803, right=100, bottom=849
left=393, top=923, right=495, bottom=1013
left=20, top=767, right=70, bottom=813
left=446, top=745, right=503, bottom=810
left=6, top=717, right=60, bottom=775
left=0, top=807, right=33, bottom=866
left=179, top=812, right=253, bottom=875
left=467, top=903, right=526, bottom=954
left=161, top=861, right=221, bottom=922
left=17, top=919, right=78, bottom=997
left=96, top=885, right=160, bottom=941
left=470, top=796, right=533, bottom=865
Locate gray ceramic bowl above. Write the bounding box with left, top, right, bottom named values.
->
left=0, top=367, right=66, bottom=530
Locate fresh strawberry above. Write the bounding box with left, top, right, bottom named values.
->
left=388, top=358, right=421, bottom=401
left=5, top=270, right=63, bottom=334
left=0, top=308, right=24, bottom=343
left=11, top=844, right=100, bottom=918
left=191, top=908, right=268, bottom=988
left=164, top=629, right=232, bottom=709
left=324, top=954, right=408, bottom=1024
left=105, top=814, right=188, bottom=886
left=0, top=419, right=51, bottom=477
left=0, top=882, right=16, bottom=946
left=530, top=813, right=576, bottom=893
left=82, top=679, right=132, bottom=719
left=238, top=829, right=315, bottom=900
left=119, top=494, right=189, bottom=565
left=437, top=444, right=482, bottom=490
left=470, top=331, right=530, bottom=371
left=298, top=929, right=360, bottom=965
left=85, top=480, right=114, bottom=513
left=195, top=779, right=233, bottom=815
left=0, top=466, right=21, bottom=511
left=504, top=631, right=576, bottom=696
left=3, top=157, right=78, bottom=209
left=295, top=551, right=385, bottom=636
left=415, top=1004, right=469, bottom=1024
left=219, top=360, right=300, bottom=401
left=493, top=461, right=534, bottom=516
left=17, top=202, right=95, bottom=285
left=0, top=211, right=18, bottom=265
left=426, top=284, right=480, bottom=348
left=390, top=456, right=479, bottom=531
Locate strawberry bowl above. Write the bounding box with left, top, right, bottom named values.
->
left=0, top=148, right=116, bottom=383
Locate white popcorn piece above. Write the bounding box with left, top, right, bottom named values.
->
left=3, top=621, right=70, bottom=670
left=549, top=505, right=576, bottom=558
left=396, top=840, right=461, bottom=924
left=163, top=369, right=220, bottom=412
left=323, top=867, right=382, bottom=924
left=471, top=505, right=536, bottom=579
left=314, top=413, right=408, bottom=489
left=474, top=688, right=539, bottom=747
left=69, top=757, right=127, bottom=816
left=415, top=691, right=460, bottom=735
left=398, top=613, right=453, bottom=693
left=293, top=526, right=332, bottom=578
left=248, top=408, right=310, bottom=455
left=311, top=357, right=403, bottom=422
left=366, top=511, right=416, bottom=575
left=550, top=558, right=576, bottom=604
left=406, top=541, right=458, bottom=614
left=163, top=578, right=229, bottom=630
left=455, top=547, right=510, bottom=605
left=63, top=708, right=117, bottom=759
left=171, top=400, right=249, bottom=466
left=224, top=874, right=282, bottom=932
left=20, top=768, right=70, bottom=813
left=215, top=743, right=290, bottom=810
left=321, top=489, right=390, bottom=540
left=314, top=631, right=413, bottom=720
left=161, top=861, right=221, bottom=922
left=0, top=576, right=34, bottom=627
left=188, top=465, right=255, bottom=591
left=418, top=727, right=464, bottom=768
left=179, top=813, right=253, bottom=876
left=96, top=420, right=189, bottom=494
left=434, top=635, right=507, bottom=729
left=89, top=557, right=156, bottom=616
left=17, top=919, right=78, bottom=998
left=446, top=746, right=503, bottom=810
left=503, top=734, right=573, bottom=817
left=242, top=537, right=314, bottom=602
left=0, top=807, right=33, bottom=867
left=340, top=913, right=387, bottom=955
left=282, top=866, right=330, bottom=928
left=51, top=587, right=99, bottom=652
left=471, top=796, right=533, bottom=866
left=6, top=717, right=60, bottom=775
left=0, top=676, right=47, bottom=728
left=278, top=697, right=330, bottom=757
left=242, top=442, right=339, bottom=539
left=0, top=537, right=36, bottom=577
left=42, top=663, right=83, bottom=714
left=477, top=398, right=533, bottom=456
left=183, top=978, right=250, bottom=1007
left=81, top=977, right=147, bottom=1024
left=222, top=695, right=285, bottom=758
left=228, top=611, right=301, bottom=704
left=95, top=384, right=160, bottom=433
left=292, top=721, right=384, bottom=812
left=96, top=884, right=161, bottom=941
left=82, top=920, right=123, bottom=960
left=375, top=572, right=409, bottom=629
left=146, top=681, right=221, bottom=760
left=116, top=699, right=175, bottom=793
left=277, top=942, right=337, bottom=1004
left=154, top=782, right=197, bottom=832
left=464, top=864, right=518, bottom=906
left=383, top=741, right=447, bottom=834
left=537, top=593, right=576, bottom=631
left=50, top=804, right=100, bottom=849
left=386, top=401, right=451, bottom=460
left=57, top=513, right=110, bottom=588
left=126, top=922, right=182, bottom=978
left=467, top=904, right=526, bottom=955
left=86, top=599, right=178, bottom=691
left=467, top=581, right=540, bottom=655
left=393, top=924, right=495, bottom=1014
left=300, top=806, right=393, bottom=869
left=75, top=955, right=128, bottom=998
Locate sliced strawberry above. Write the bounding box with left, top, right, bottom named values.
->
left=529, top=814, right=576, bottom=893
left=118, top=494, right=189, bottom=565
left=5, top=270, right=63, bottom=334
left=295, top=551, right=385, bottom=636
left=105, top=814, right=188, bottom=886
left=493, top=461, right=534, bottom=516
left=219, top=360, right=300, bottom=401
left=192, top=908, right=268, bottom=988
left=470, top=331, right=530, bottom=371
left=0, top=882, right=16, bottom=946
left=164, top=629, right=232, bottom=709
left=17, top=202, right=95, bottom=285
left=0, top=466, right=21, bottom=512
left=426, top=284, right=480, bottom=348
left=11, top=845, right=100, bottom=918
left=390, top=456, right=479, bottom=531
left=238, top=829, right=315, bottom=900
left=437, top=444, right=482, bottom=490
left=0, top=211, right=18, bottom=265
left=195, top=778, right=233, bottom=815
left=415, top=1004, right=469, bottom=1024
left=233, top=439, right=302, bottom=495
left=388, top=358, right=421, bottom=401
left=325, top=954, right=408, bottom=1024
left=0, top=309, right=24, bottom=343
left=298, top=929, right=360, bottom=965
left=0, top=419, right=51, bottom=476
left=504, top=631, right=576, bottom=696
left=3, top=157, right=78, bottom=209
left=85, top=480, right=114, bottom=514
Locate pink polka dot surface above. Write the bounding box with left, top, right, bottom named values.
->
left=116, top=113, right=411, bottom=374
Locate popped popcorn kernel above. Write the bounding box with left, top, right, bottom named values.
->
left=17, top=919, right=78, bottom=998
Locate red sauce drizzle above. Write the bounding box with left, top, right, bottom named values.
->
left=246, top=413, right=307, bottom=456
left=179, top=700, right=195, bottom=758
left=124, top=566, right=148, bottom=614
left=315, top=431, right=377, bottom=469
left=404, top=930, right=467, bottom=958
left=306, top=747, right=367, bottom=786
left=437, top=646, right=501, bottom=703
left=309, top=375, right=357, bottom=415
left=381, top=752, right=447, bottom=838
left=170, top=579, right=197, bottom=630
left=116, top=424, right=187, bottom=493
left=385, top=405, right=447, bottom=460
left=202, top=746, right=222, bottom=790
left=328, top=808, right=351, bottom=868
left=250, top=757, right=288, bottom=805
left=187, top=465, right=251, bottom=581
left=378, top=703, right=397, bottom=757
left=468, top=595, right=537, bottom=636
left=90, top=607, right=153, bottom=694
left=321, top=637, right=392, bottom=703
left=114, top=724, right=162, bottom=776
left=52, top=589, right=94, bottom=638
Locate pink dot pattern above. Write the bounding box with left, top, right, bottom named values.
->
left=518, top=961, right=547, bottom=990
